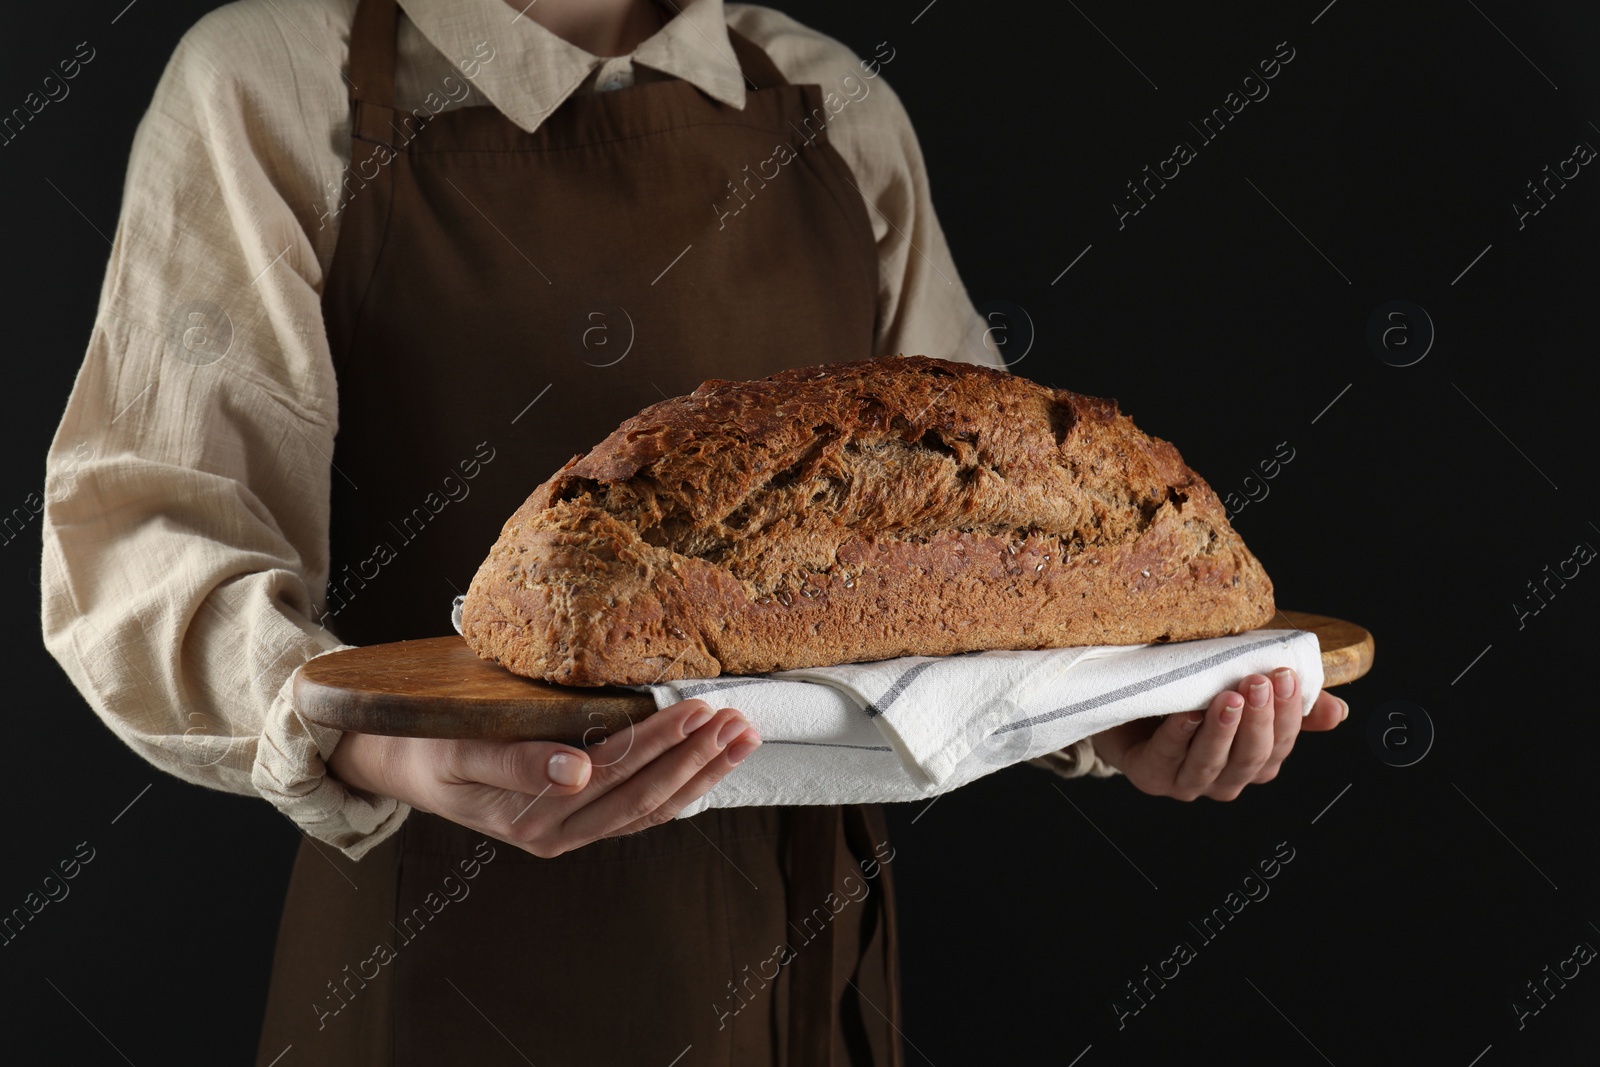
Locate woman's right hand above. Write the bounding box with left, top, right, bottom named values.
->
left=325, top=699, right=759, bottom=857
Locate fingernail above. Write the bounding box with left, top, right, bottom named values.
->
left=1182, top=710, right=1203, bottom=732
left=547, top=752, right=587, bottom=787
left=1271, top=668, right=1295, bottom=700
left=726, top=733, right=761, bottom=764
left=1339, top=698, right=1349, bottom=722
left=682, top=703, right=715, bottom=736
left=716, top=714, right=749, bottom=748
left=1248, top=681, right=1272, bottom=708
left=1220, top=694, right=1243, bottom=725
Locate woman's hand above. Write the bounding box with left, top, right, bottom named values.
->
left=326, top=699, right=760, bottom=857
left=1088, top=668, right=1346, bottom=801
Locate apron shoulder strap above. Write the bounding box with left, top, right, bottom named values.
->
left=349, top=0, right=399, bottom=108
left=346, top=0, right=403, bottom=148
left=725, top=25, right=791, bottom=92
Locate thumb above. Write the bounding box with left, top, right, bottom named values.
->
left=447, top=739, right=593, bottom=797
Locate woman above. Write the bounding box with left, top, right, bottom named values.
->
left=40, top=0, right=1346, bottom=1063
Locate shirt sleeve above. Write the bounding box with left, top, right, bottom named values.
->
left=1026, top=738, right=1123, bottom=780
left=39, top=15, right=408, bottom=859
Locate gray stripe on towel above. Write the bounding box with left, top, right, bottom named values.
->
left=864, top=659, right=941, bottom=718
left=674, top=677, right=787, bottom=699
left=762, top=740, right=895, bottom=752
left=993, top=634, right=1295, bottom=734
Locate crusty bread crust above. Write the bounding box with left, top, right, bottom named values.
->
left=460, top=356, right=1274, bottom=685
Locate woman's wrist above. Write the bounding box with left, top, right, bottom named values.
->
left=326, top=730, right=395, bottom=797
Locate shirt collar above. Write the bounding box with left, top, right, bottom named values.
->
left=397, top=0, right=748, bottom=133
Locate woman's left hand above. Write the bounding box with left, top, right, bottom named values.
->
left=1088, top=667, right=1347, bottom=801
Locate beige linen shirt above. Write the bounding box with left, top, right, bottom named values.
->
left=40, top=0, right=1115, bottom=861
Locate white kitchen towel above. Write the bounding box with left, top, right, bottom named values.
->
left=452, top=595, right=1325, bottom=816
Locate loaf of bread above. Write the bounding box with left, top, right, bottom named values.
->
left=460, top=356, right=1274, bottom=686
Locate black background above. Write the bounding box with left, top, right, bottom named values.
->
left=3, top=1, right=1597, bottom=1063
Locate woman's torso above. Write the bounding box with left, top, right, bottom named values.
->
left=256, top=1, right=897, bottom=1063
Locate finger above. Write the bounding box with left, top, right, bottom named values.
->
left=562, top=697, right=724, bottom=800
left=439, top=697, right=717, bottom=806
left=1300, top=690, right=1348, bottom=732
left=610, top=727, right=763, bottom=837
left=475, top=707, right=748, bottom=856
left=1137, top=709, right=1207, bottom=788
left=1080, top=717, right=1147, bottom=771
left=1212, top=675, right=1277, bottom=796
left=560, top=707, right=753, bottom=843
left=1175, top=688, right=1244, bottom=794
left=1253, top=667, right=1304, bottom=783
left=428, top=743, right=595, bottom=854
left=441, top=737, right=595, bottom=799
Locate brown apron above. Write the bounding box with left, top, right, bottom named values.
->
left=255, top=0, right=900, bottom=1063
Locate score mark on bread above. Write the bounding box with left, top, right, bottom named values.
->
left=460, top=356, right=1274, bottom=686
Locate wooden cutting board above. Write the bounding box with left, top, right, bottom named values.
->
left=294, top=608, right=1373, bottom=742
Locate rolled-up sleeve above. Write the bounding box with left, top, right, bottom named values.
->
left=39, top=19, right=408, bottom=859
left=1026, top=738, right=1122, bottom=780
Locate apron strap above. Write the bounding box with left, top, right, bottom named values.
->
left=843, top=804, right=902, bottom=1067
left=787, top=805, right=900, bottom=1067
left=786, top=806, right=841, bottom=1066
left=348, top=0, right=397, bottom=105
left=345, top=0, right=407, bottom=153
left=725, top=26, right=791, bottom=92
